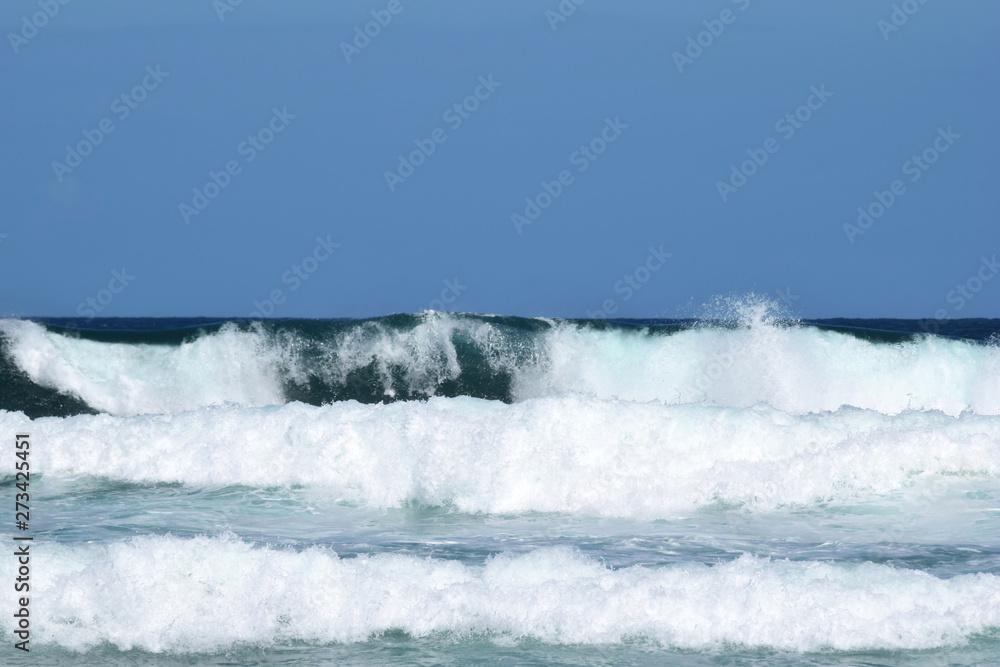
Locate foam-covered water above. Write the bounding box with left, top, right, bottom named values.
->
left=2, top=534, right=998, bottom=654
left=3, top=311, right=999, bottom=417
left=2, top=398, right=998, bottom=517
left=0, top=318, right=288, bottom=415
left=1, top=306, right=999, bottom=664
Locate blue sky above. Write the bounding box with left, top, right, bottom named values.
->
left=1, top=0, right=998, bottom=319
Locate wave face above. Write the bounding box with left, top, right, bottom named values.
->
left=3, top=310, right=999, bottom=417
left=3, top=398, right=997, bottom=517
left=0, top=318, right=287, bottom=417
left=3, top=534, right=998, bottom=653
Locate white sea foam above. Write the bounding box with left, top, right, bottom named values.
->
left=0, top=319, right=286, bottom=415
left=514, top=310, right=1000, bottom=416
left=3, top=397, right=998, bottom=516
left=296, top=312, right=526, bottom=398
left=3, top=310, right=999, bottom=416
left=1, top=534, right=997, bottom=653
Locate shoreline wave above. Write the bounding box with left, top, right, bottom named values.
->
left=3, top=397, right=997, bottom=516
left=2, top=534, right=997, bottom=653
left=3, top=311, right=999, bottom=418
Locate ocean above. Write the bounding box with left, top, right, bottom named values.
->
left=1, top=307, right=998, bottom=665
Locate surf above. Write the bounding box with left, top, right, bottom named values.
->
left=4, top=397, right=998, bottom=517
left=4, top=533, right=997, bottom=653
left=2, top=308, right=999, bottom=418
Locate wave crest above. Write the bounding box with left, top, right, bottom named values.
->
left=7, top=534, right=998, bottom=653
left=4, top=397, right=997, bottom=516
left=2, top=309, right=999, bottom=417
